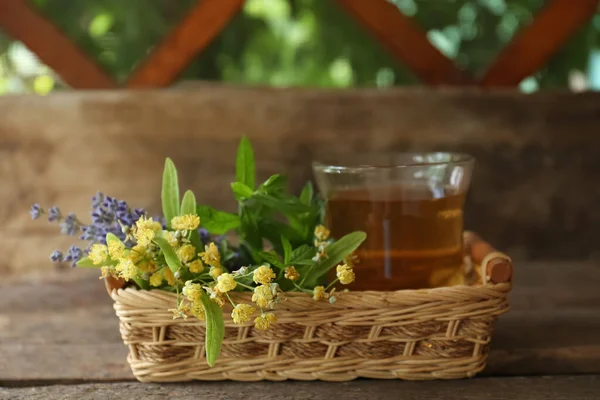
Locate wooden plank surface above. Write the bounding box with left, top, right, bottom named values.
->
left=2, top=376, right=600, bottom=399
left=126, top=0, right=244, bottom=87
left=335, top=0, right=471, bottom=85
left=1, top=262, right=598, bottom=384
left=3, top=87, right=600, bottom=276
left=0, top=0, right=116, bottom=89
left=481, top=0, right=599, bottom=86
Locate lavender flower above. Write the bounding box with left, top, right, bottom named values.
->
left=48, top=206, right=61, bottom=222
left=30, top=204, right=42, bottom=220
left=199, top=228, right=210, bottom=244
left=50, top=250, right=63, bottom=262
left=92, top=192, right=104, bottom=208
left=63, top=245, right=83, bottom=267
left=60, top=213, right=80, bottom=236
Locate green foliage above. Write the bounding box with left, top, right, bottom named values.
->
left=180, top=190, right=197, bottom=216
left=236, top=136, right=256, bottom=190
left=299, top=232, right=367, bottom=287
left=196, top=206, right=241, bottom=235
left=161, top=158, right=180, bottom=228
left=199, top=292, right=225, bottom=367
left=153, top=236, right=183, bottom=274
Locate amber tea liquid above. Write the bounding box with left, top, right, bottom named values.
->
left=326, top=185, right=466, bottom=291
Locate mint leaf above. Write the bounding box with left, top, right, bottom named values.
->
left=153, top=236, right=182, bottom=273
left=281, top=236, right=292, bottom=265
left=236, top=136, right=255, bottom=190
left=197, top=205, right=241, bottom=235
left=259, top=174, right=287, bottom=195
left=231, top=182, right=253, bottom=201
left=301, top=231, right=366, bottom=286
left=259, top=251, right=284, bottom=269
left=252, top=193, right=312, bottom=214
left=199, top=292, right=225, bottom=367
left=180, top=190, right=197, bottom=216
left=75, top=257, right=99, bottom=268
left=162, top=158, right=180, bottom=228
left=299, top=181, right=313, bottom=205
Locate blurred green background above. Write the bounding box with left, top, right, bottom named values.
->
left=1, top=0, right=599, bottom=95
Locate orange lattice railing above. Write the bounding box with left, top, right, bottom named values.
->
left=0, top=0, right=597, bottom=89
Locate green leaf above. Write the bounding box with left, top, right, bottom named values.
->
left=259, top=174, right=287, bottom=194
left=162, top=158, right=180, bottom=228
left=106, top=232, right=122, bottom=245
left=258, top=251, right=285, bottom=269
left=231, top=182, right=254, bottom=201
left=153, top=236, right=183, bottom=273
left=199, top=292, right=225, bottom=367
left=197, top=205, right=241, bottom=235
left=302, top=231, right=367, bottom=286
left=75, top=257, right=99, bottom=268
left=299, top=181, right=314, bottom=205
left=236, top=136, right=255, bottom=190
left=180, top=190, right=197, bottom=216
left=281, top=236, right=292, bottom=265
left=289, top=245, right=317, bottom=266
left=252, top=193, right=312, bottom=214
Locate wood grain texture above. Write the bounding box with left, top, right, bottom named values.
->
left=126, top=0, right=244, bottom=87
left=2, top=87, right=600, bottom=275
left=334, top=0, right=471, bottom=85
left=1, top=262, right=598, bottom=383
left=2, top=376, right=600, bottom=399
left=481, top=0, right=599, bottom=86
left=0, top=0, right=116, bottom=89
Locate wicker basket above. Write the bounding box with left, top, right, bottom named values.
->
left=107, top=232, right=513, bottom=382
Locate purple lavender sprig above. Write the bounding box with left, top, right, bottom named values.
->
left=30, top=192, right=153, bottom=267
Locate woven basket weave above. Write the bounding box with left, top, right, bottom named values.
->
left=108, top=232, right=513, bottom=382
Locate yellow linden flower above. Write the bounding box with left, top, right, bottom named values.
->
left=209, top=266, right=223, bottom=279
left=108, top=240, right=126, bottom=260
left=344, top=252, right=360, bottom=267
left=169, top=302, right=191, bottom=320
left=129, top=245, right=146, bottom=264
left=164, top=231, right=179, bottom=249
left=253, top=265, right=276, bottom=285
left=135, top=228, right=155, bottom=248
left=135, top=215, right=162, bottom=232
left=216, top=273, right=237, bottom=293
left=254, top=313, right=276, bottom=330
left=284, top=266, right=300, bottom=281
left=336, top=263, right=355, bottom=285
left=188, top=259, right=204, bottom=274
left=163, top=268, right=177, bottom=285
left=88, top=244, right=108, bottom=265
left=149, top=271, right=163, bottom=287
left=314, top=225, right=330, bottom=241
left=252, top=285, right=274, bottom=308
left=137, top=260, right=157, bottom=273
left=190, top=300, right=205, bottom=320
left=183, top=281, right=204, bottom=302
left=200, top=242, right=221, bottom=268
left=177, top=244, right=196, bottom=264
left=171, top=214, right=200, bottom=231
left=116, top=259, right=137, bottom=281
left=313, top=285, right=326, bottom=301
left=231, top=303, right=256, bottom=324
left=100, top=266, right=115, bottom=279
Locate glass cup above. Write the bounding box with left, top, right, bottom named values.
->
left=313, top=153, right=474, bottom=291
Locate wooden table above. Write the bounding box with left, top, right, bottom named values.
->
left=1, top=262, right=599, bottom=399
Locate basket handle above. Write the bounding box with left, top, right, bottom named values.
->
left=464, top=231, right=513, bottom=284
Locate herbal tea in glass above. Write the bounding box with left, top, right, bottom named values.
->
left=313, top=153, right=474, bottom=291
